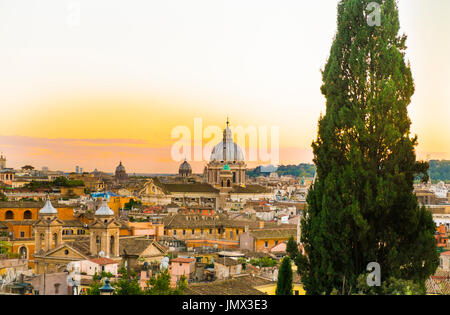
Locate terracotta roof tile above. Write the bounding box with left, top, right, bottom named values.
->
left=89, top=257, right=117, bottom=265
left=171, top=257, right=196, bottom=263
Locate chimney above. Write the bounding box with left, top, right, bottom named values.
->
left=259, top=221, right=264, bottom=229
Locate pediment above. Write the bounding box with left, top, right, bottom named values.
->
left=41, top=244, right=88, bottom=260
left=141, top=241, right=167, bottom=256
left=89, top=219, right=122, bottom=229
left=34, top=217, right=64, bottom=227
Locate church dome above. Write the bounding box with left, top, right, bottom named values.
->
left=179, top=159, right=192, bottom=176
left=115, top=161, right=128, bottom=181
left=95, top=200, right=114, bottom=216
left=210, top=124, right=245, bottom=162
left=116, top=161, right=126, bottom=173
left=39, top=199, right=58, bottom=215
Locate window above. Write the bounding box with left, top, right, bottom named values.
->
left=110, top=236, right=115, bottom=256
left=275, top=240, right=278, bottom=245
left=294, top=290, right=299, bottom=295
left=23, top=210, right=32, bottom=220
left=183, top=230, right=186, bottom=235
left=264, top=241, right=268, bottom=248
left=5, top=211, right=13, bottom=220
left=173, top=230, right=177, bottom=235
left=20, top=231, right=25, bottom=238
left=192, top=229, right=195, bottom=235
left=209, top=229, right=213, bottom=234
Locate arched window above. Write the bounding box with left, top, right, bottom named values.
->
left=53, top=233, right=58, bottom=248
left=24, top=210, right=32, bottom=220
left=110, top=236, right=115, bottom=256
left=96, top=235, right=101, bottom=252
left=5, top=211, right=13, bottom=220
left=19, top=246, right=28, bottom=259
left=227, top=179, right=231, bottom=187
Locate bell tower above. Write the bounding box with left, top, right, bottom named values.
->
left=89, top=199, right=121, bottom=258
left=34, top=198, right=63, bottom=253
left=0, top=153, right=6, bottom=169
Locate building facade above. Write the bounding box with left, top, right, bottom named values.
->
left=204, top=120, right=247, bottom=187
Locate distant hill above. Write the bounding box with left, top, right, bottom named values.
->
left=247, top=160, right=449, bottom=181
left=247, top=164, right=316, bottom=178
left=429, top=160, right=450, bottom=182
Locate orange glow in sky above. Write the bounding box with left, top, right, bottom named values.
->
left=1, top=0, right=449, bottom=173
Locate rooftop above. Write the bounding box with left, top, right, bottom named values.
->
left=171, top=257, right=196, bottom=264
left=89, top=257, right=118, bottom=266
left=215, top=257, right=242, bottom=266
left=185, top=274, right=272, bottom=295
left=164, top=183, right=220, bottom=193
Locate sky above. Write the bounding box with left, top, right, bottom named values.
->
left=0, top=0, right=449, bottom=173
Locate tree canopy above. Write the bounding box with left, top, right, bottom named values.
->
left=298, top=0, right=439, bottom=295
left=276, top=257, right=293, bottom=295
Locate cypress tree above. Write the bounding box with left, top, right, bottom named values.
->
left=297, top=0, right=439, bottom=294
left=286, top=236, right=299, bottom=259
left=276, top=257, right=293, bottom=295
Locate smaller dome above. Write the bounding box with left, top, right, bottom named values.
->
left=95, top=200, right=114, bottom=216
left=39, top=199, right=58, bottom=215
left=223, top=164, right=231, bottom=171
left=115, top=161, right=128, bottom=181
left=179, top=159, right=192, bottom=177
left=116, top=161, right=126, bottom=172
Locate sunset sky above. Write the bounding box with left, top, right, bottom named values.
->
left=0, top=0, right=449, bottom=173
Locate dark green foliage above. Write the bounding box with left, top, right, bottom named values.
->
left=86, top=271, right=113, bottom=295
left=124, top=198, right=142, bottom=210
left=0, top=241, right=10, bottom=255
left=113, top=267, right=144, bottom=295
left=276, top=164, right=316, bottom=178
left=86, top=280, right=102, bottom=295
left=86, top=272, right=112, bottom=295
left=145, top=270, right=187, bottom=295
left=298, top=0, right=439, bottom=295
left=247, top=164, right=316, bottom=178
left=353, top=274, right=425, bottom=295
left=276, top=257, right=293, bottom=295
left=286, top=236, right=299, bottom=259
left=25, top=177, right=84, bottom=189
left=428, top=160, right=450, bottom=182
left=88, top=267, right=187, bottom=295
left=249, top=257, right=278, bottom=268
